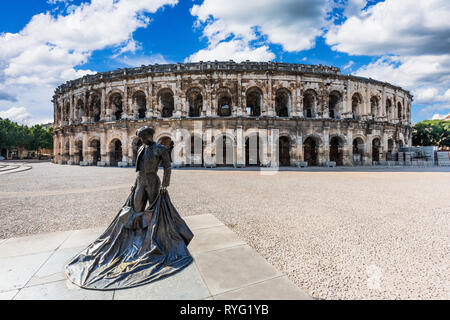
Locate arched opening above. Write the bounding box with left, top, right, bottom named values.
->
left=159, top=89, right=174, bottom=118
left=386, top=99, right=392, bottom=121
left=131, top=139, right=143, bottom=166
left=329, top=91, right=341, bottom=119
left=187, top=89, right=203, bottom=117
left=215, top=135, right=234, bottom=166
left=304, top=137, right=319, bottom=166
left=190, top=135, right=204, bottom=166
left=64, top=103, right=70, bottom=122
left=370, top=96, right=379, bottom=119
left=246, top=87, right=262, bottom=117
left=109, top=139, right=122, bottom=166
left=76, top=99, right=84, bottom=123
left=157, top=136, right=173, bottom=162
left=352, top=138, right=364, bottom=165
left=245, top=135, right=260, bottom=166
left=109, top=93, right=123, bottom=120
left=329, top=136, right=344, bottom=166
left=64, top=140, right=70, bottom=162
left=75, top=140, right=83, bottom=163
left=397, top=102, right=403, bottom=120
left=386, top=139, right=394, bottom=161
left=89, top=139, right=101, bottom=165
left=133, top=91, right=147, bottom=119
left=372, top=138, right=380, bottom=163
left=303, top=90, right=316, bottom=118
left=352, top=93, right=362, bottom=120
left=275, top=89, right=290, bottom=117
left=278, top=136, right=291, bottom=166
left=217, top=91, right=232, bottom=117
left=89, top=93, right=101, bottom=122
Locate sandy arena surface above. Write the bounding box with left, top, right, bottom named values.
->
left=1, top=162, right=449, bottom=299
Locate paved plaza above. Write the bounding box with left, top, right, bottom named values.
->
left=1, top=162, right=449, bottom=299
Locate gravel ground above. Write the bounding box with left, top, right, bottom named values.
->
left=1, top=162, right=449, bottom=299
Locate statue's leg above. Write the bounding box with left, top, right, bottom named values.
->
left=145, top=175, right=161, bottom=208
left=133, top=183, right=148, bottom=212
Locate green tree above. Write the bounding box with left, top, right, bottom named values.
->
left=0, top=118, right=53, bottom=152
left=413, top=120, right=450, bottom=148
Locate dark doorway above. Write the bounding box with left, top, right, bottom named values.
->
left=111, top=140, right=122, bottom=166
left=279, top=136, right=290, bottom=166
left=304, top=137, right=318, bottom=166
left=372, top=138, right=380, bottom=163
left=91, top=140, right=101, bottom=165
left=216, top=136, right=233, bottom=166
left=352, top=138, right=364, bottom=165
left=329, top=136, right=343, bottom=166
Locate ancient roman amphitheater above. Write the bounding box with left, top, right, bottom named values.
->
left=52, top=61, right=412, bottom=167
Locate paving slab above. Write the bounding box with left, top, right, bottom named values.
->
left=189, top=225, right=246, bottom=255
left=214, top=276, right=311, bottom=300
left=194, top=244, right=283, bottom=296
left=183, top=214, right=224, bottom=230
left=0, top=230, right=72, bottom=258
left=0, top=251, right=53, bottom=292
left=14, top=280, right=114, bottom=300
left=0, top=214, right=310, bottom=300
left=59, top=227, right=105, bottom=249
left=113, top=262, right=211, bottom=300
left=26, top=246, right=86, bottom=287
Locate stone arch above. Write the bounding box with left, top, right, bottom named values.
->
left=275, top=88, right=291, bottom=117
left=75, top=98, right=85, bottom=122
left=88, top=91, right=101, bottom=122
left=132, top=90, right=147, bottom=119
left=397, top=101, right=403, bottom=120
left=186, top=87, right=203, bottom=117
left=246, top=86, right=263, bottom=117
left=74, top=138, right=83, bottom=164
left=352, top=136, right=365, bottom=165
left=328, top=90, right=342, bottom=119
left=63, top=101, right=70, bottom=122
left=108, top=90, right=124, bottom=121
left=329, top=135, right=345, bottom=166
left=372, top=137, right=381, bottom=163
left=386, top=98, right=392, bottom=121
left=370, top=96, right=379, bottom=118
left=217, top=88, right=232, bottom=117
left=245, top=132, right=261, bottom=166
left=351, top=92, right=363, bottom=120
left=278, top=135, right=291, bottom=166
left=214, top=132, right=235, bottom=166
left=303, top=135, right=320, bottom=166
left=108, top=138, right=123, bottom=166
left=158, top=88, right=174, bottom=118
left=303, top=89, right=317, bottom=118
left=88, top=137, right=101, bottom=165
left=190, top=133, right=204, bottom=166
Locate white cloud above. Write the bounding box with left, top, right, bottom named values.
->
left=0, top=0, right=178, bottom=124
left=326, top=0, right=450, bottom=56
left=189, top=0, right=332, bottom=60
left=0, top=107, right=32, bottom=123
left=187, top=39, right=275, bottom=63
left=431, top=113, right=450, bottom=120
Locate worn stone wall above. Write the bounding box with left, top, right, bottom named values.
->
left=52, top=61, right=413, bottom=167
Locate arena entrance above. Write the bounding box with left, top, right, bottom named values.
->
left=90, top=139, right=101, bottom=165
left=352, top=138, right=364, bottom=165
left=303, top=137, right=318, bottom=166
left=245, top=135, right=260, bottom=166
left=329, top=136, right=344, bottom=166
left=216, top=135, right=234, bottom=167
left=278, top=136, right=290, bottom=166
left=372, top=138, right=380, bottom=163
left=75, top=140, right=83, bottom=164
left=109, top=139, right=122, bottom=166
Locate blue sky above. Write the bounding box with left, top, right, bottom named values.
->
left=0, top=0, right=449, bottom=124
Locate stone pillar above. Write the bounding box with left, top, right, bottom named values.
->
left=100, top=87, right=106, bottom=121
left=296, top=76, right=302, bottom=117
left=173, top=75, right=182, bottom=118
left=236, top=126, right=245, bottom=166
left=296, top=128, right=303, bottom=162
left=267, top=77, right=274, bottom=117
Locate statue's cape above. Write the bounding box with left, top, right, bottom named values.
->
left=64, top=189, right=193, bottom=290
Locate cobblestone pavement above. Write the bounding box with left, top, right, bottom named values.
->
left=1, top=162, right=449, bottom=299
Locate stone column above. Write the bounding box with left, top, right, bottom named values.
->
left=236, top=125, right=245, bottom=166
left=267, top=77, right=274, bottom=117
left=174, top=75, right=182, bottom=118
left=100, top=87, right=106, bottom=121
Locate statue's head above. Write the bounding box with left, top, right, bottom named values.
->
left=136, top=126, right=155, bottom=145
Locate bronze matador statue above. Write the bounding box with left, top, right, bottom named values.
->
left=65, top=126, right=194, bottom=290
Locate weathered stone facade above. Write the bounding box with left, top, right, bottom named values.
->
left=52, top=61, right=413, bottom=167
